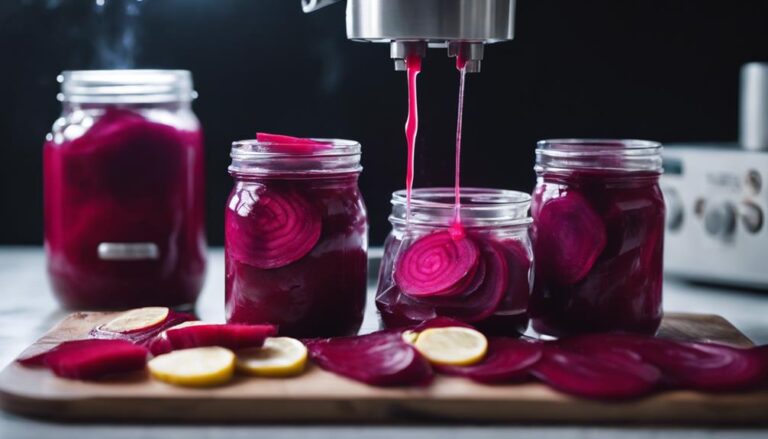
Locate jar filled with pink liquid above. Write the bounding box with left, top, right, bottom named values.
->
left=530, top=139, right=665, bottom=337
left=44, top=70, right=207, bottom=310
left=376, top=188, right=533, bottom=336
left=225, top=136, right=368, bottom=338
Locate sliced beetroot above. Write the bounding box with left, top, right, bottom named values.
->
left=438, top=338, right=542, bottom=383
left=226, top=187, right=322, bottom=269
left=255, top=132, right=332, bottom=154
left=535, top=190, right=606, bottom=285
left=22, top=339, right=149, bottom=380
left=497, top=239, right=532, bottom=313
left=560, top=334, right=768, bottom=392
left=424, top=237, right=509, bottom=322
left=90, top=310, right=196, bottom=348
left=531, top=345, right=661, bottom=399
left=163, top=323, right=277, bottom=352
left=306, top=331, right=433, bottom=387
left=394, top=230, right=481, bottom=297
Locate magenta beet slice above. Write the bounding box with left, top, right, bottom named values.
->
left=24, top=339, right=149, bottom=380
left=89, top=310, right=196, bottom=348
left=424, top=237, right=509, bottom=322
left=531, top=345, right=661, bottom=399
left=307, top=331, right=433, bottom=387
left=560, top=334, right=768, bottom=392
left=163, top=324, right=277, bottom=352
left=498, top=239, right=532, bottom=313
left=438, top=338, right=543, bottom=383
left=255, top=132, right=332, bottom=153
left=535, top=190, right=606, bottom=285
left=395, top=230, right=481, bottom=297
left=227, top=187, right=322, bottom=269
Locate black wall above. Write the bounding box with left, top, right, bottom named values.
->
left=1, top=0, right=767, bottom=246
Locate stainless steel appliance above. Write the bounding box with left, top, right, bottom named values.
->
left=662, top=63, right=768, bottom=289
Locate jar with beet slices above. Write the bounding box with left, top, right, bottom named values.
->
left=530, top=139, right=665, bottom=337
left=376, top=188, right=534, bottom=336
left=225, top=136, right=368, bottom=338
left=44, top=70, right=206, bottom=310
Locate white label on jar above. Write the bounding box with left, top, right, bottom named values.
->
left=97, top=243, right=160, bottom=261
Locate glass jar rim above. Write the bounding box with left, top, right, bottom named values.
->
left=390, top=187, right=532, bottom=228
left=58, top=69, right=197, bottom=104
left=536, top=138, right=663, bottom=173
left=229, top=138, right=362, bottom=176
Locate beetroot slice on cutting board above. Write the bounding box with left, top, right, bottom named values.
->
left=89, top=310, right=196, bottom=348
left=560, top=334, right=768, bottom=392
left=19, top=339, right=148, bottom=380
left=306, top=331, right=433, bottom=387
left=531, top=345, right=661, bottom=399
left=535, top=190, right=606, bottom=285
left=437, top=337, right=543, bottom=383
left=227, top=187, right=322, bottom=269
left=162, top=323, right=277, bottom=352
left=395, top=230, right=481, bottom=297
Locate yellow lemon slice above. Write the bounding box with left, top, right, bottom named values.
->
left=148, top=347, right=235, bottom=387
left=401, top=330, right=419, bottom=345
left=412, top=327, right=488, bottom=366
left=236, top=337, right=308, bottom=377
left=102, top=307, right=169, bottom=333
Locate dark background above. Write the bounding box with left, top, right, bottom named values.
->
left=1, top=0, right=767, bottom=246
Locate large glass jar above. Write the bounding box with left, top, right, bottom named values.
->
left=225, top=138, right=368, bottom=338
left=530, top=139, right=665, bottom=337
left=44, top=70, right=206, bottom=310
left=376, top=188, right=533, bottom=336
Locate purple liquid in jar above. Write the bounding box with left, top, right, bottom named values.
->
left=224, top=137, right=367, bottom=338
left=529, top=139, right=665, bottom=337
left=375, top=188, right=533, bottom=336
left=44, top=106, right=206, bottom=309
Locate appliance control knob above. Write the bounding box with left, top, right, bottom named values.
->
left=704, top=202, right=737, bottom=238
left=741, top=201, right=764, bottom=233
left=663, top=188, right=684, bottom=231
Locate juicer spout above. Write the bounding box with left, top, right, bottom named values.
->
left=391, top=41, right=427, bottom=72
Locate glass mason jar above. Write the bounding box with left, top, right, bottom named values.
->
left=530, top=139, right=665, bottom=337
left=44, top=70, right=207, bottom=310
left=225, top=138, right=368, bottom=338
left=376, top=188, right=533, bottom=336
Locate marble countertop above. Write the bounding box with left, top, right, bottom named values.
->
left=1, top=247, right=767, bottom=439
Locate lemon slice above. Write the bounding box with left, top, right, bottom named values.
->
left=401, top=330, right=419, bottom=345
left=413, top=327, right=488, bottom=366
left=148, top=347, right=235, bottom=387
left=236, top=337, right=308, bottom=377
left=102, top=307, right=169, bottom=333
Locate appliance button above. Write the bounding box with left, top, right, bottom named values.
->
left=741, top=201, right=764, bottom=233
left=745, top=169, right=762, bottom=195
left=704, top=202, right=737, bottom=238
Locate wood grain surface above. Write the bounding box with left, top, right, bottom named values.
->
left=0, top=312, right=766, bottom=424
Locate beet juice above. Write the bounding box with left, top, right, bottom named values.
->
left=530, top=139, right=665, bottom=337
left=376, top=188, right=533, bottom=336
left=44, top=70, right=206, bottom=310
left=225, top=135, right=368, bottom=338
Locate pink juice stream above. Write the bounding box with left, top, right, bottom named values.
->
left=453, top=57, right=468, bottom=230
left=404, top=55, right=422, bottom=223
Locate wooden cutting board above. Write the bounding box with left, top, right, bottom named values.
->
left=1, top=312, right=767, bottom=424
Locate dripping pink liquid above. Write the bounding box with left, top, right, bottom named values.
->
left=453, top=56, right=468, bottom=227
left=404, top=55, right=422, bottom=221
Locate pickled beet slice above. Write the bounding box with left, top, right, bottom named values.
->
left=424, top=237, right=509, bottom=322
left=497, top=239, right=532, bottom=313
left=535, top=190, right=606, bottom=285
left=306, top=331, right=433, bottom=387
left=255, top=132, right=332, bottom=153
left=395, top=230, right=481, bottom=297
left=19, top=339, right=149, bottom=380
left=531, top=345, right=661, bottom=399
left=90, top=310, right=196, bottom=348
left=437, top=338, right=542, bottom=383
left=162, top=324, right=277, bottom=352
left=227, top=187, right=322, bottom=269
left=560, top=334, right=768, bottom=392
